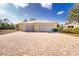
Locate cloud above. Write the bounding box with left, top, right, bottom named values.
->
left=0, top=3, right=6, bottom=8
left=0, top=8, right=18, bottom=19
left=57, top=11, right=64, bottom=15
left=0, top=3, right=29, bottom=8
left=40, top=3, right=52, bottom=10
left=0, top=3, right=5, bottom=6
left=0, top=0, right=27, bottom=3
left=0, top=8, right=15, bottom=17
left=0, top=9, right=8, bottom=14
left=0, top=8, right=20, bottom=23
left=12, top=3, right=29, bottom=8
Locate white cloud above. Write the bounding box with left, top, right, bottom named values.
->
left=0, top=8, right=16, bottom=19
left=12, top=3, right=29, bottom=8
left=0, top=9, right=8, bottom=14
left=0, top=8, right=17, bottom=20
left=0, top=9, right=15, bottom=17
left=0, top=0, right=27, bottom=3
left=0, top=0, right=29, bottom=8
left=0, top=3, right=6, bottom=8
left=40, top=3, right=52, bottom=10
left=57, top=11, right=64, bottom=15
left=0, top=3, right=5, bottom=6
left=0, top=8, right=20, bottom=24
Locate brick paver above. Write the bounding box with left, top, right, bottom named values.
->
left=0, top=31, right=79, bottom=56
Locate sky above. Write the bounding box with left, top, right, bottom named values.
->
left=0, top=3, right=74, bottom=24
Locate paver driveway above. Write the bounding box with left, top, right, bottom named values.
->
left=0, top=31, right=79, bottom=56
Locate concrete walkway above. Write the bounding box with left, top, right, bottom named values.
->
left=0, top=31, right=79, bottom=56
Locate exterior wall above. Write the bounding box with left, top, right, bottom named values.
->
left=34, top=23, right=58, bottom=32
left=15, top=24, right=19, bottom=30
left=34, top=23, right=40, bottom=32
left=15, top=23, right=22, bottom=30
left=16, top=22, right=58, bottom=32
left=76, top=25, right=79, bottom=28
left=64, top=24, right=79, bottom=28
left=52, top=23, right=58, bottom=28
left=64, top=25, right=74, bottom=28
left=20, top=24, right=24, bottom=31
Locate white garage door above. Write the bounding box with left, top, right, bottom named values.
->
left=39, top=25, right=53, bottom=32
left=23, top=25, right=34, bottom=32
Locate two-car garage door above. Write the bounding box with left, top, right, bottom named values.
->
left=39, top=25, right=53, bottom=32
left=23, top=24, right=34, bottom=32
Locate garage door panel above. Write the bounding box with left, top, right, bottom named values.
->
left=24, top=25, right=34, bottom=32
left=39, top=25, right=52, bottom=32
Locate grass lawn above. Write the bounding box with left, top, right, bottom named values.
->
left=0, top=29, right=18, bottom=35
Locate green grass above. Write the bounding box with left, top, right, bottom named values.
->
left=0, top=29, right=18, bottom=35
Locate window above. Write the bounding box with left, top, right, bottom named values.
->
left=68, top=26, right=74, bottom=28
left=16, top=25, right=19, bottom=28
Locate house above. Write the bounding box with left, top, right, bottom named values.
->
left=64, top=15, right=79, bottom=28
left=16, top=20, right=59, bottom=32
left=64, top=22, right=79, bottom=28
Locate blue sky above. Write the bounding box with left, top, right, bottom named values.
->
left=0, top=3, right=74, bottom=24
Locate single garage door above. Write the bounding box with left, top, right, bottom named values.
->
left=39, top=25, right=53, bottom=32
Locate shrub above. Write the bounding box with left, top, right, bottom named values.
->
left=62, top=28, right=79, bottom=33
left=52, top=28, right=59, bottom=32
left=0, top=23, right=15, bottom=30
left=0, top=23, right=2, bottom=30
left=73, top=28, right=79, bottom=33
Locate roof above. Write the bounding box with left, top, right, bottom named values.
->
left=65, top=22, right=79, bottom=26
left=22, top=20, right=58, bottom=24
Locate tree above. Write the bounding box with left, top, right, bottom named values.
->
left=68, top=9, right=77, bottom=20
left=75, top=3, right=79, bottom=10
left=30, top=18, right=37, bottom=21
left=1, top=23, right=6, bottom=29
left=67, top=3, right=79, bottom=23
left=0, top=19, right=2, bottom=23
left=9, top=23, right=15, bottom=29
left=0, top=23, right=2, bottom=29
left=23, top=19, right=27, bottom=22
left=3, top=18, right=9, bottom=23
left=0, top=18, right=15, bottom=30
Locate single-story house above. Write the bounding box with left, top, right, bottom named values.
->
left=16, top=20, right=59, bottom=32
left=64, top=23, right=79, bottom=28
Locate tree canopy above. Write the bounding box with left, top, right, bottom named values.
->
left=0, top=18, right=15, bottom=30
left=68, top=3, right=79, bottom=22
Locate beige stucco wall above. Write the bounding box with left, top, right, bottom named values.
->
left=34, top=23, right=39, bottom=32
left=16, top=22, right=58, bottom=31
left=35, top=23, right=58, bottom=31
left=21, top=23, right=34, bottom=31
